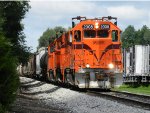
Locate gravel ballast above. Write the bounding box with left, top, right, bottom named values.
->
left=18, top=77, right=150, bottom=113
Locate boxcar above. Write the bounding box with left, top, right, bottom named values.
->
left=123, top=45, right=150, bottom=83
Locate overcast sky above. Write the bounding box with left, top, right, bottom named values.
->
left=22, top=1, right=150, bottom=52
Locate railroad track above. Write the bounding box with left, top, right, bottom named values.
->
left=24, top=77, right=150, bottom=110
left=86, top=90, right=150, bottom=110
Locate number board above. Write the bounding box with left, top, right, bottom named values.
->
left=83, top=24, right=94, bottom=29
left=100, top=24, right=110, bottom=29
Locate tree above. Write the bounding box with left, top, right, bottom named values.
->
left=0, top=1, right=31, bottom=64
left=38, top=28, right=56, bottom=48
left=121, top=25, right=136, bottom=48
left=54, top=26, right=66, bottom=38
left=0, top=1, right=30, bottom=112
left=38, top=26, right=66, bottom=48
left=143, top=29, right=150, bottom=43
left=135, top=25, right=149, bottom=45
left=121, top=25, right=150, bottom=48
left=0, top=36, right=19, bottom=113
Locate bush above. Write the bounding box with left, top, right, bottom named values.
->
left=0, top=103, right=4, bottom=113
left=0, top=36, right=19, bottom=112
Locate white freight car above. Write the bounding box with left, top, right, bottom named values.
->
left=22, top=63, right=29, bottom=76
left=17, top=64, right=23, bottom=76
left=36, top=47, right=47, bottom=78
left=123, top=45, right=150, bottom=83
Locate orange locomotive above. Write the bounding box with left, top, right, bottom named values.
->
left=47, top=16, right=122, bottom=89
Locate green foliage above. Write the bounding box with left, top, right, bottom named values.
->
left=0, top=103, right=5, bottom=113
left=0, top=103, right=4, bottom=113
left=135, top=25, right=149, bottom=45
left=121, top=25, right=150, bottom=48
left=67, top=26, right=72, bottom=31
left=121, top=25, right=136, bottom=48
left=38, top=26, right=66, bottom=48
left=143, top=28, right=150, bottom=42
left=0, top=36, right=19, bottom=113
left=0, top=1, right=31, bottom=64
left=0, top=1, right=30, bottom=112
left=38, top=28, right=56, bottom=48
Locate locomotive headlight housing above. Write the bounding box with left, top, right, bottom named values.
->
left=86, top=64, right=90, bottom=68
left=95, top=22, right=99, bottom=29
left=95, top=22, right=98, bottom=25
left=95, top=25, right=99, bottom=29
left=108, top=63, right=114, bottom=69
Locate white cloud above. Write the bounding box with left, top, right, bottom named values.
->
left=147, top=12, right=150, bottom=28
left=24, top=1, right=100, bottom=52
left=23, top=1, right=150, bottom=52
left=107, top=6, right=147, bottom=20
left=29, top=1, right=96, bottom=21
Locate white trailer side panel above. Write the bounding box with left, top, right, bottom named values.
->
left=143, top=46, right=149, bottom=74
left=36, top=47, right=47, bottom=75
left=126, top=51, right=130, bottom=75
left=135, top=45, right=143, bottom=75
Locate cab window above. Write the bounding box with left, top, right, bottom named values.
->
left=65, top=33, right=69, bottom=43
left=97, top=30, right=109, bottom=38
left=57, top=42, right=61, bottom=49
left=84, top=30, right=96, bottom=38
left=50, top=46, right=54, bottom=53
left=112, top=30, right=118, bottom=42
left=74, top=30, right=81, bottom=42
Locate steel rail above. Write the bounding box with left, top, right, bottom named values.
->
left=86, top=90, right=150, bottom=111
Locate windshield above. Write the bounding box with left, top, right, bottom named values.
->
left=84, top=30, right=109, bottom=38
left=84, top=30, right=96, bottom=38
left=97, top=30, right=109, bottom=38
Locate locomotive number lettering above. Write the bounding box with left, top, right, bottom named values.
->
left=100, top=24, right=110, bottom=29
left=83, top=24, right=94, bottom=29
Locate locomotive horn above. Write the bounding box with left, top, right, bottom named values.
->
left=102, top=16, right=117, bottom=21
left=114, top=21, right=117, bottom=26
left=72, top=16, right=86, bottom=28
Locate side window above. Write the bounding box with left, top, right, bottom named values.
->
left=57, top=42, right=61, bottom=49
left=65, top=33, right=69, bottom=43
left=50, top=46, right=54, bottom=53
left=74, top=30, right=81, bottom=42
left=112, top=30, right=118, bottom=42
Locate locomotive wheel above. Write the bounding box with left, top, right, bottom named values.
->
left=47, top=70, right=55, bottom=81
left=64, top=69, right=75, bottom=85
left=47, top=73, right=51, bottom=81
left=56, top=68, right=63, bottom=82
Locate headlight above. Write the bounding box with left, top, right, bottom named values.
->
left=86, top=64, right=90, bottom=68
left=108, top=63, right=114, bottom=69
left=95, top=25, right=99, bottom=29
left=95, top=22, right=99, bottom=29
left=95, top=22, right=99, bottom=26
